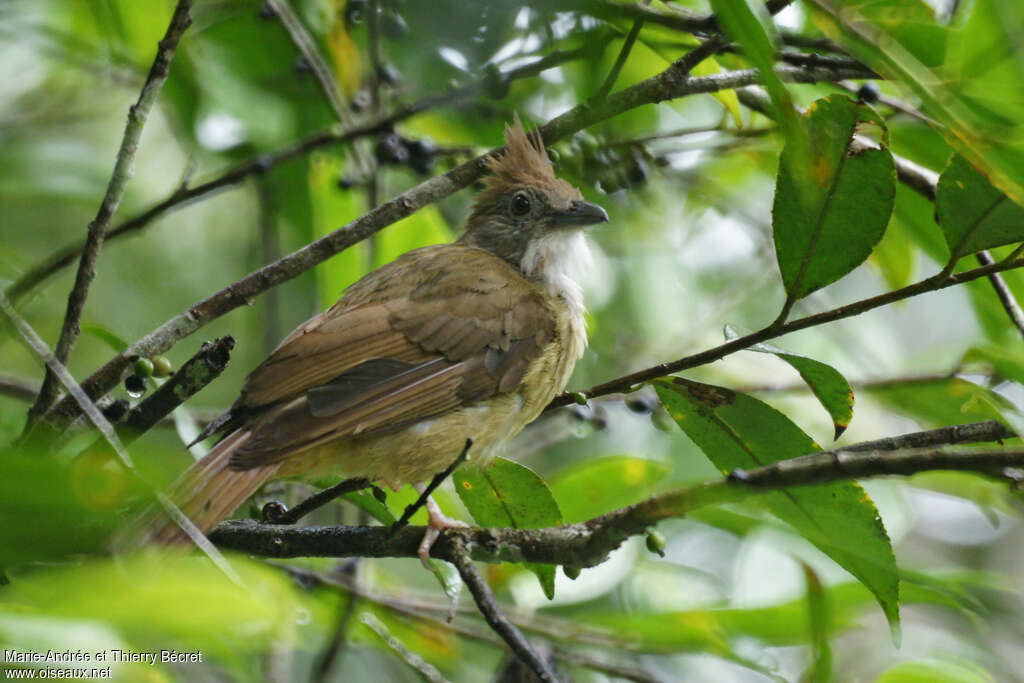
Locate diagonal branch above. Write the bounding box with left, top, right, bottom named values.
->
left=548, top=254, right=1024, bottom=409
left=266, top=0, right=355, bottom=129
left=5, top=46, right=586, bottom=304
left=0, top=290, right=239, bottom=585
left=44, top=60, right=874, bottom=426
left=26, top=0, right=195, bottom=426
left=449, top=536, right=560, bottom=683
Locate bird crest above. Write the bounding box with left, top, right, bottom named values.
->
left=476, top=114, right=578, bottom=205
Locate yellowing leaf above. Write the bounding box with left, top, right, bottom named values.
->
left=328, top=3, right=362, bottom=97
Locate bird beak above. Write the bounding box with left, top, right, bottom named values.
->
left=550, top=200, right=609, bottom=228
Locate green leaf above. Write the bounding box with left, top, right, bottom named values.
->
left=871, top=215, right=917, bottom=289
left=709, top=0, right=799, bottom=140
left=875, top=659, right=995, bottom=683
left=807, top=0, right=1024, bottom=207
left=582, top=571, right=1002, bottom=652
left=865, top=377, right=1011, bottom=428
left=936, top=154, right=1024, bottom=261
left=454, top=458, right=562, bottom=599
left=654, top=378, right=900, bottom=638
left=726, top=324, right=854, bottom=439
left=309, top=154, right=370, bottom=310
left=549, top=455, right=670, bottom=523
left=80, top=323, right=129, bottom=353
left=773, top=95, right=897, bottom=302
left=0, top=554, right=303, bottom=665
left=962, top=344, right=1024, bottom=385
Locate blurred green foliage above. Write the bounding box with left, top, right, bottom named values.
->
left=2, top=0, right=1024, bottom=681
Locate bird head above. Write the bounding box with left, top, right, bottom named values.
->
left=461, top=116, right=608, bottom=282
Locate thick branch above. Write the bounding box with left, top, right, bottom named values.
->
left=209, top=444, right=1024, bottom=567
left=46, top=60, right=873, bottom=426
left=27, top=0, right=194, bottom=423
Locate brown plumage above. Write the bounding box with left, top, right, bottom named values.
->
left=125, top=117, right=609, bottom=561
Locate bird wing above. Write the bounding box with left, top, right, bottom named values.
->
left=227, top=244, right=556, bottom=469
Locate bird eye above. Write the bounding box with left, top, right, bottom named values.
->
left=510, top=191, right=531, bottom=217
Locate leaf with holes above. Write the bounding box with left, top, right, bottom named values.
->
left=654, top=378, right=899, bottom=640
left=773, top=95, right=896, bottom=302
left=725, top=325, right=854, bottom=440
left=936, top=154, right=1024, bottom=262
left=454, top=458, right=563, bottom=599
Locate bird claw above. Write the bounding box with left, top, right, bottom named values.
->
left=418, top=495, right=468, bottom=569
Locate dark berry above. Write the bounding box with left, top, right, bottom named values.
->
left=124, top=374, right=146, bottom=397
left=856, top=82, right=880, bottom=103
left=625, top=396, right=656, bottom=414
left=262, top=501, right=287, bottom=523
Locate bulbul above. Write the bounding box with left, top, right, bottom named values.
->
left=132, top=117, right=609, bottom=563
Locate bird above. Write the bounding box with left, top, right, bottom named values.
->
left=126, top=116, right=609, bottom=564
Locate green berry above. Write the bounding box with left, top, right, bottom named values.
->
left=134, top=358, right=154, bottom=378
left=152, top=355, right=172, bottom=378
left=645, top=530, right=666, bottom=557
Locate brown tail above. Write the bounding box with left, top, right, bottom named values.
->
left=114, top=430, right=280, bottom=549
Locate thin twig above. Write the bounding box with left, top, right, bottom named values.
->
left=26, top=0, right=194, bottom=426
left=121, top=336, right=235, bottom=437
left=548, top=254, right=1024, bottom=409
left=841, top=420, right=1015, bottom=452
left=745, top=87, right=1024, bottom=341
left=593, top=3, right=648, bottom=101
left=311, top=560, right=362, bottom=683
left=284, top=564, right=676, bottom=683
left=449, top=536, right=559, bottom=683
left=976, top=250, right=1024, bottom=336
left=274, top=478, right=372, bottom=525
left=392, top=440, right=472, bottom=531
left=0, top=374, right=38, bottom=402
left=5, top=47, right=586, bottom=303
left=45, top=60, right=874, bottom=426
left=0, top=290, right=240, bottom=585
left=360, top=613, right=449, bottom=683
left=266, top=0, right=354, bottom=129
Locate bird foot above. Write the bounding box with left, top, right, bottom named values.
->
left=418, top=494, right=468, bottom=569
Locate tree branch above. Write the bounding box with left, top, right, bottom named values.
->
left=449, top=536, right=560, bottom=683
left=266, top=0, right=355, bottom=130
left=272, top=478, right=371, bottom=525
left=44, top=60, right=874, bottom=426
left=976, top=250, right=1024, bottom=336
left=26, top=0, right=194, bottom=425
left=0, top=290, right=238, bottom=584
left=747, top=87, right=1024, bottom=341
left=5, top=47, right=586, bottom=304
left=120, top=336, right=235, bottom=437
left=208, top=442, right=1024, bottom=568
left=547, top=254, right=1024, bottom=409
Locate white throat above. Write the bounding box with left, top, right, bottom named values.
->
left=520, top=230, right=590, bottom=321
